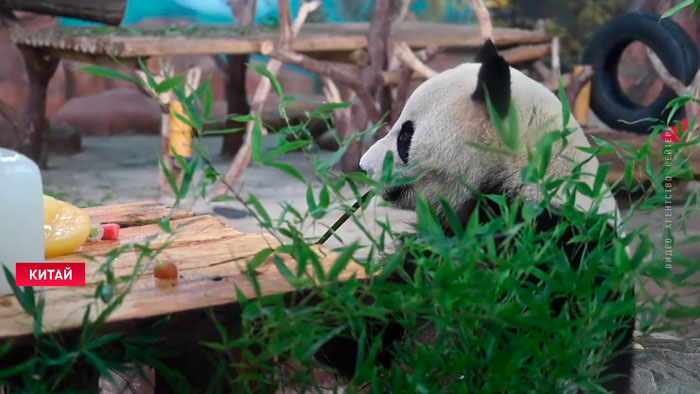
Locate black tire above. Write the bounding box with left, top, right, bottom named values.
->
left=584, top=12, right=699, bottom=133
left=640, top=13, right=699, bottom=83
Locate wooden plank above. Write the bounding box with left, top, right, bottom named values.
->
left=74, top=231, right=281, bottom=285
left=82, top=200, right=193, bottom=227
left=45, top=49, right=141, bottom=68
left=1, top=0, right=126, bottom=26
left=585, top=127, right=700, bottom=183
left=0, top=201, right=355, bottom=340
left=0, top=244, right=355, bottom=340
left=77, top=215, right=241, bottom=257
left=10, top=22, right=549, bottom=58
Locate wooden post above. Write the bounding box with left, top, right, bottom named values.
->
left=221, top=0, right=256, bottom=156
left=365, top=0, right=395, bottom=141
left=16, top=47, right=59, bottom=168
left=0, top=0, right=126, bottom=26
left=221, top=54, right=250, bottom=156
left=343, top=87, right=368, bottom=173
left=573, top=65, right=592, bottom=126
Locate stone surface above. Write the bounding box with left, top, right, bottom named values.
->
left=52, top=89, right=162, bottom=135
left=632, top=334, right=700, bottom=394
left=48, top=122, right=82, bottom=154
left=98, top=364, right=155, bottom=394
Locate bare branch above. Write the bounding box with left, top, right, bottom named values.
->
left=278, top=0, right=293, bottom=48
left=471, top=0, right=493, bottom=42
left=395, top=0, right=413, bottom=22
left=321, top=76, right=350, bottom=119
left=269, top=47, right=382, bottom=124
left=532, top=60, right=551, bottom=80
left=645, top=47, right=688, bottom=95
left=394, top=42, right=437, bottom=79
left=550, top=37, right=560, bottom=81
left=543, top=72, right=573, bottom=92
left=216, top=0, right=321, bottom=192
left=646, top=47, right=700, bottom=137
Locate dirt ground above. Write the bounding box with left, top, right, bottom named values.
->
left=42, top=134, right=700, bottom=335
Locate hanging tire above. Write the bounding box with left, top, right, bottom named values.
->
left=639, top=13, right=699, bottom=87
left=584, top=12, right=699, bottom=133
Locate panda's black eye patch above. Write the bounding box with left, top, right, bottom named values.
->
left=397, top=121, right=414, bottom=164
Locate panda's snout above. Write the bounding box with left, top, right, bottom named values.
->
left=359, top=135, right=394, bottom=180
left=359, top=150, right=371, bottom=176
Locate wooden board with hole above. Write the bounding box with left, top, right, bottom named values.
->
left=0, top=202, right=354, bottom=340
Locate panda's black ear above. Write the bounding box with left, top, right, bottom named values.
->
left=474, top=39, right=499, bottom=63
left=471, top=39, right=511, bottom=118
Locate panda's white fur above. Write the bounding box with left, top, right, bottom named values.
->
left=346, top=43, right=633, bottom=393
left=360, top=62, right=619, bottom=220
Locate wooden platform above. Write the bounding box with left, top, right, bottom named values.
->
left=9, top=22, right=549, bottom=61
left=585, top=127, right=700, bottom=184
left=0, top=201, right=357, bottom=340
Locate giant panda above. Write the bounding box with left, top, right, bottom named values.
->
left=315, top=40, right=634, bottom=393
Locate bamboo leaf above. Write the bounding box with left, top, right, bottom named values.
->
left=155, top=75, right=185, bottom=94
left=265, top=162, right=305, bottom=182
left=661, top=0, right=693, bottom=19
left=81, top=66, right=142, bottom=86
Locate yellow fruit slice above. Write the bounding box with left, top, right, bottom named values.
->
left=43, top=195, right=92, bottom=258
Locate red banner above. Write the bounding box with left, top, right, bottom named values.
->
left=15, top=263, right=86, bottom=287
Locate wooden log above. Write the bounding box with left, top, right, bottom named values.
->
left=1, top=0, right=126, bottom=26
left=500, top=43, right=550, bottom=64
left=380, top=44, right=551, bottom=85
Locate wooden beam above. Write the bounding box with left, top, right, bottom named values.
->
left=1, top=0, right=126, bottom=26
left=9, top=23, right=549, bottom=58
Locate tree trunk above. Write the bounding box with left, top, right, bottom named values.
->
left=221, top=54, right=250, bottom=156
left=365, top=0, right=395, bottom=141
left=1, top=0, right=126, bottom=26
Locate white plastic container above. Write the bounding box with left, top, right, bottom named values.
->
left=0, top=148, right=45, bottom=296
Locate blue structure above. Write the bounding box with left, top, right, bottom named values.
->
left=61, top=0, right=476, bottom=26
left=63, top=0, right=343, bottom=26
